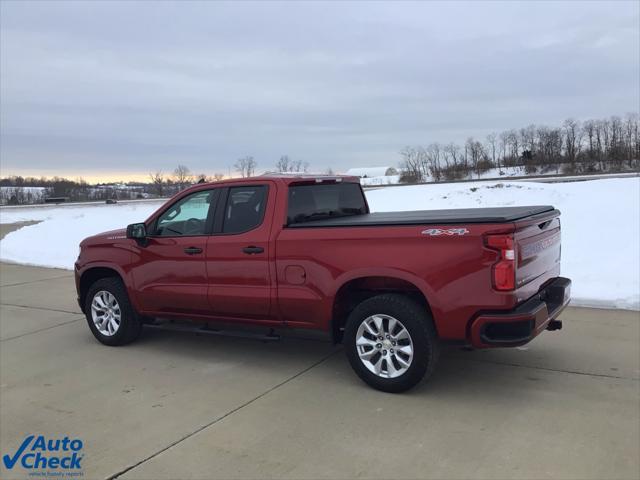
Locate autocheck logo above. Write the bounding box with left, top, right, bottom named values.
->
left=3, top=435, right=84, bottom=474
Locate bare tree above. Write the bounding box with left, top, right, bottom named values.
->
left=623, top=113, right=636, bottom=167
left=486, top=133, right=498, bottom=167
left=276, top=155, right=292, bottom=172
left=506, top=129, right=519, bottom=164
left=276, top=155, right=309, bottom=173
left=149, top=171, right=165, bottom=196
left=293, top=159, right=309, bottom=173
left=582, top=120, right=597, bottom=170
left=498, top=131, right=510, bottom=172
left=399, top=146, right=426, bottom=183
left=631, top=112, right=640, bottom=163
left=426, top=143, right=442, bottom=181
left=275, top=156, right=288, bottom=172
left=173, top=165, right=193, bottom=190
left=213, top=173, right=225, bottom=181
left=444, top=142, right=461, bottom=168
left=609, top=115, right=624, bottom=168
left=234, top=156, right=257, bottom=178
left=465, top=137, right=486, bottom=176
left=563, top=118, right=582, bottom=168
left=441, top=142, right=464, bottom=180
left=583, top=120, right=596, bottom=157
left=522, top=125, right=536, bottom=153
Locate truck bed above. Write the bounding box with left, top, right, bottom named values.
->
left=288, top=205, right=556, bottom=227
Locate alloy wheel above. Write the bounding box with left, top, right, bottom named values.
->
left=91, top=290, right=121, bottom=336
left=355, top=314, right=414, bottom=378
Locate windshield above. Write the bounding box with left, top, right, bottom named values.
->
left=287, top=182, right=368, bottom=225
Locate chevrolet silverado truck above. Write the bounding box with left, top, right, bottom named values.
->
left=75, top=174, right=571, bottom=392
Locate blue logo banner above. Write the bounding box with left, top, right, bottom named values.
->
left=3, top=435, right=84, bottom=477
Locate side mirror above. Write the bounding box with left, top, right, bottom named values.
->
left=126, top=223, right=147, bottom=240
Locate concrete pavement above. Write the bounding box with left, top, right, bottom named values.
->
left=0, top=261, right=638, bottom=480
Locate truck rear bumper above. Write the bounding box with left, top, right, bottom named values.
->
left=469, top=277, right=571, bottom=348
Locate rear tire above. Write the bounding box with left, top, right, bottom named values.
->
left=85, top=277, right=142, bottom=346
left=344, top=294, right=439, bottom=393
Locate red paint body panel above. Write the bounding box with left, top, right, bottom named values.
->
left=130, top=235, right=209, bottom=315
left=205, top=182, right=277, bottom=320
left=75, top=174, right=569, bottom=347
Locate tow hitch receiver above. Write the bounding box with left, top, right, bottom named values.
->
left=546, top=319, right=563, bottom=331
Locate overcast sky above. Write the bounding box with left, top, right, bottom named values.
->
left=1, top=0, right=638, bottom=181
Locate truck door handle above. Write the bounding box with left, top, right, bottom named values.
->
left=184, top=247, right=203, bottom=255
left=243, top=246, right=264, bottom=255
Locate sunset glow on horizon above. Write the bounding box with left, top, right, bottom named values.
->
left=0, top=169, right=233, bottom=184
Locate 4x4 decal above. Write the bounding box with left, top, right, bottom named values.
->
left=421, top=228, right=469, bottom=236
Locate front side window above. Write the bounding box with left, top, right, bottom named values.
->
left=223, top=185, right=267, bottom=234
left=155, top=189, right=217, bottom=236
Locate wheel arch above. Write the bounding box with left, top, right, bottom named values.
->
left=78, top=265, right=127, bottom=312
left=331, top=272, right=436, bottom=344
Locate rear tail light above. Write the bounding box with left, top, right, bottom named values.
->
left=486, top=233, right=516, bottom=291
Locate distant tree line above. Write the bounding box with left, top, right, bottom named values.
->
left=399, top=113, right=640, bottom=183
left=146, top=165, right=227, bottom=197
left=0, top=176, right=154, bottom=205
left=0, top=155, right=311, bottom=205
left=9, top=113, right=636, bottom=206
left=274, top=155, right=309, bottom=174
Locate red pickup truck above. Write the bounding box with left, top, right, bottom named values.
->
left=75, top=174, right=571, bottom=392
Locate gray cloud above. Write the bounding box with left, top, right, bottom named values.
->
left=1, top=0, right=638, bottom=178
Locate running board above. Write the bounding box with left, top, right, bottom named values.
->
left=144, top=321, right=281, bottom=342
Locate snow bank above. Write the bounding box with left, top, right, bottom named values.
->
left=354, top=166, right=558, bottom=186
left=0, top=178, right=638, bottom=310
left=0, top=202, right=164, bottom=269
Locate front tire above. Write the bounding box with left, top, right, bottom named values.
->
left=344, top=294, right=439, bottom=393
left=85, top=277, right=142, bottom=346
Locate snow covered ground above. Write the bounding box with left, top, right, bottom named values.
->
left=360, top=175, right=401, bottom=186
left=0, top=202, right=165, bottom=270
left=1, top=178, right=638, bottom=310
left=358, top=166, right=545, bottom=186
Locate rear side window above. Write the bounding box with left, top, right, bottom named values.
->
left=223, top=185, right=267, bottom=234
left=287, top=183, right=367, bottom=225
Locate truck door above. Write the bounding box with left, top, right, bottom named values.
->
left=206, top=184, right=275, bottom=320
left=132, top=188, right=219, bottom=316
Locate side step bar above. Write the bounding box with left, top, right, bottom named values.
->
left=145, top=321, right=281, bottom=342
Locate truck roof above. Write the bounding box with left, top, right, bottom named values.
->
left=198, top=173, right=361, bottom=188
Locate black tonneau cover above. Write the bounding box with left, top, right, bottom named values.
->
left=288, top=206, right=556, bottom=228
